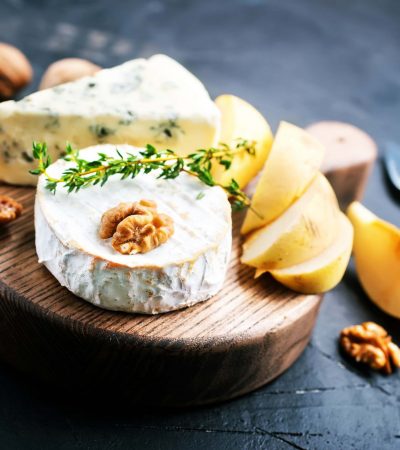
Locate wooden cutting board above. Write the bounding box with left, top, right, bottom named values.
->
left=0, top=185, right=321, bottom=407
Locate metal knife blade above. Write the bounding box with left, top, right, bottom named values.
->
left=384, top=142, right=400, bottom=192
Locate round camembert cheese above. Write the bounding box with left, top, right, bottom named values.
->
left=35, top=145, right=232, bottom=314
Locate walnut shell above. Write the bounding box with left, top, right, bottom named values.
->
left=0, top=42, right=33, bottom=100
left=39, top=58, right=101, bottom=90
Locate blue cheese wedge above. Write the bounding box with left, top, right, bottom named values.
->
left=0, top=54, right=220, bottom=185
left=35, top=145, right=232, bottom=314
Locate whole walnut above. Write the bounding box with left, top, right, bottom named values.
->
left=39, top=58, right=101, bottom=90
left=0, top=42, right=33, bottom=99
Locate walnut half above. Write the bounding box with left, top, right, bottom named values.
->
left=340, top=321, right=400, bottom=374
left=99, top=199, right=174, bottom=255
left=0, top=195, right=22, bottom=224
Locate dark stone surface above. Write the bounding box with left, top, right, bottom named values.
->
left=0, top=0, right=399, bottom=448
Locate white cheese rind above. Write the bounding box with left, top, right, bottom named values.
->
left=35, top=145, right=232, bottom=314
left=0, top=54, right=220, bottom=185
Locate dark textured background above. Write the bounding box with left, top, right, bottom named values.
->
left=0, top=0, right=400, bottom=448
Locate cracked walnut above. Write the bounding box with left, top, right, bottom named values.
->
left=340, top=321, right=400, bottom=374
left=99, top=199, right=174, bottom=255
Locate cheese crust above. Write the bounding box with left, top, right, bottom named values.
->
left=35, top=145, right=232, bottom=314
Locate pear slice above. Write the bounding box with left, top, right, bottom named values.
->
left=265, top=213, right=353, bottom=293
left=347, top=202, right=400, bottom=318
left=241, top=173, right=339, bottom=270
left=241, top=121, right=325, bottom=234
left=212, top=94, right=273, bottom=188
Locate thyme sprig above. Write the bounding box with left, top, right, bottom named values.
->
left=30, top=139, right=256, bottom=210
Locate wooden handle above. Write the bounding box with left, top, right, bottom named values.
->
left=306, top=121, right=377, bottom=210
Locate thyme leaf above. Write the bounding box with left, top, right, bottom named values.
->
left=30, top=139, right=256, bottom=210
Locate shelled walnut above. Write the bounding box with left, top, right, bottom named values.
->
left=0, top=42, right=33, bottom=99
left=340, top=321, right=400, bottom=374
left=0, top=195, right=22, bottom=224
left=99, top=199, right=174, bottom=255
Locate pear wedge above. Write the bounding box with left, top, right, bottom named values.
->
left=241, top=173, right=339, bottom=270
left=265, top=213, right=353, bottom=293
left=347, top=202, right=400, bottom=318
left=212, top=95, right=273, bottom=189
left=241, top=121, right=325, bottom=234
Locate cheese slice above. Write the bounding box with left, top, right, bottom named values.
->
left=0, top=54, right=220, bottom=185
left=35, top=145, right=232, bottom=314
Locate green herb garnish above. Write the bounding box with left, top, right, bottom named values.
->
left=30, top=139, right=256, bottom=210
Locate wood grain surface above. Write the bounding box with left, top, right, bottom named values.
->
left=0, top=185, right=321, bottom=407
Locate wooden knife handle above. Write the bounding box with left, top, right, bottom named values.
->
left=306, top=121, right=377, bottom=210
